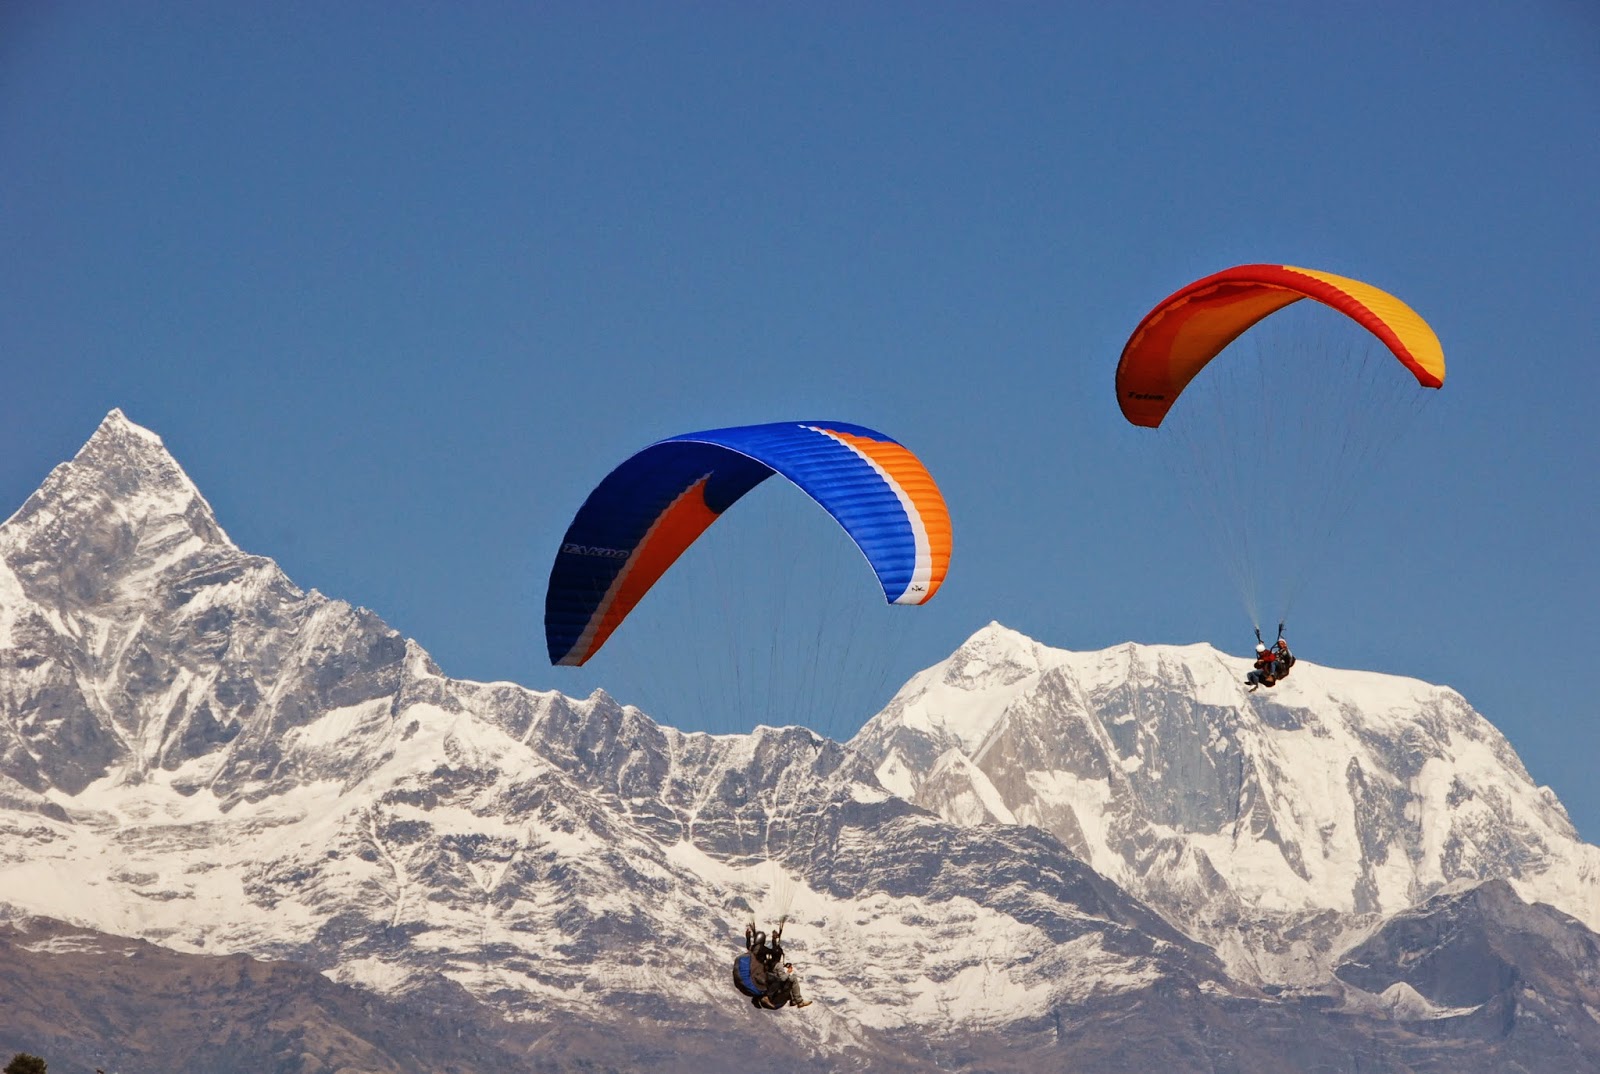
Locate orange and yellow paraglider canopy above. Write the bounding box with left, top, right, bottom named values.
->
left=1116, top=264, right=1445, bottom=428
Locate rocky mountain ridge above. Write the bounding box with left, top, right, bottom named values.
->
left=2, top=410, right=1598, bottom=1073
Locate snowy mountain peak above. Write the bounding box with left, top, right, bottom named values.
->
left=851, top=630, right=1600, bottom=983
left=2, top=408, right=234, bottom=556
left=859, top=622, right=1042, bottom=753
left=0, top=413, right=371, bottom=794
left=948, top=621, right=1042, bottom=679
left=97, top=406, right=163, bottom=445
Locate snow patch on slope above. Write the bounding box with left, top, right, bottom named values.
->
left=0, top=556, right=22, bottom=646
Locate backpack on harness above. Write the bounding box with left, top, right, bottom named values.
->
left=732, top=953, right=766, bottom=999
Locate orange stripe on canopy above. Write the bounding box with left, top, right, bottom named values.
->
left=562, top=476, right=720, bottom=666
left=1116, top=264, right=1446, bottom=428
left=815, top=428, right=952, bottom=603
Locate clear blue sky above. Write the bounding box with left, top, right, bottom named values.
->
left=3, top=5, right=1596, bottom=837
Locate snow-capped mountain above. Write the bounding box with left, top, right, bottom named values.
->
left=2, top=411, right=1598, bottom=1074
left=0, top=411, right=1242, bottom=1069
left=852, top=623, right=1600, bottom=984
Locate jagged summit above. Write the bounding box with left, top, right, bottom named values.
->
left=97, top=406, right=163, bottom=443
left=2, top=408, right=234, bottom=553
left=864, top=626, right=1254, bottom=764
left=0, top=411, right=380, bottom=793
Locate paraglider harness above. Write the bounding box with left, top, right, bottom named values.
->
left=1251, top=624, right=1294, bottom=687
left=733, top=917, right=794, bottom=1010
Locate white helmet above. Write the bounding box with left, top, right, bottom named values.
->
left=1255, top=642, right=1267, bottom=652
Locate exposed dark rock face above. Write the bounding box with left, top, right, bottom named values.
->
left=0, top=918, right=530, bottom=1074
left=1335, top=878, right=1600, bottom=1071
